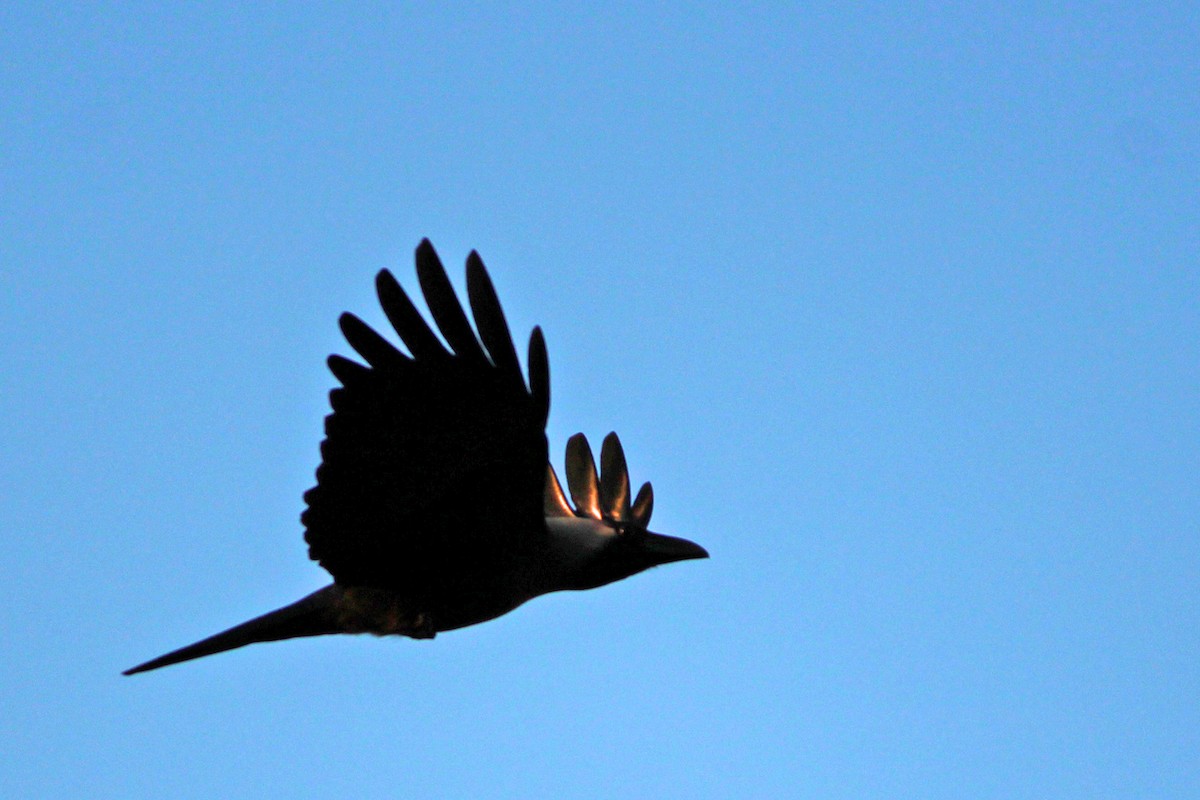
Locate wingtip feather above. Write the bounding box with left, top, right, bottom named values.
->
left=565, top=433, right=602, bottom=519
left=599, top=432, right=631, bottom=522
left=339, top=313, right=405, bottom=368
left=416, top=245, right=486, bottom=360
left=631, top=481, right=654, bottom=526
left=544, top=464, right=575, bottom=517
left=465, top=252, right=521, bottom=374
left=528, top=327, right=550, bottom=422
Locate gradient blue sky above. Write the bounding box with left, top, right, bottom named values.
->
left=2, top=4, right=1197, bottom=798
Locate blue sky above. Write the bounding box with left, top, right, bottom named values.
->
left=2, top=3, right=1196, bottom=798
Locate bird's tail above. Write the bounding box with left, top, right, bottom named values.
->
left=122, top=585, right=342, bottom=675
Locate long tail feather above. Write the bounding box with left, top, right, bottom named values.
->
left=123, top=586, right=340, bottom=675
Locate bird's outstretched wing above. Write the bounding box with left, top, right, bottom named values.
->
left=544, top=432, right=655, bottom=527
left=302, top=240, right=550, bottom=593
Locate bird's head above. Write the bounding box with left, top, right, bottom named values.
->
left=543, top=432, right=708, bottom=591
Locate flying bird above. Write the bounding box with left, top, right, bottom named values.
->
left=124, top=240, right=707, bottom=675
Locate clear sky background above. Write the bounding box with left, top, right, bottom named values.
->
left=2, top=4, right=1196, bottom=798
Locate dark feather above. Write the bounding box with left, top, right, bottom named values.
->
left=375, top=266, right=449, bottom=360
left=415, top=241, right=486, bottom=361
left=327, top=354, right=371, bottom=386
left=466, top=251, right=521, bottom=377
left=528, top=327, right=550, bottom=425
left=338, top=313, right=406, bottom=369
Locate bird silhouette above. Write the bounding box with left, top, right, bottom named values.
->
left=124, top=240, right=707, bottom=675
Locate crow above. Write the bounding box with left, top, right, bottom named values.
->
left=124, top=240, right=707, bottom=675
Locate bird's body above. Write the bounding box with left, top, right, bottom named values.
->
left=124, top=241, right=706, bottom=675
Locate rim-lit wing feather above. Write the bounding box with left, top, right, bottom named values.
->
left=599, top=432, right=631, bottom=522
left=630, top=481, right=654, bottom=526
left=544, top=465, right=575, bottom=518
left=565, top=433, right=603, bottom=519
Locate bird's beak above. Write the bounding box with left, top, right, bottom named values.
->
left=641, top=532, right=709, bottom=565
